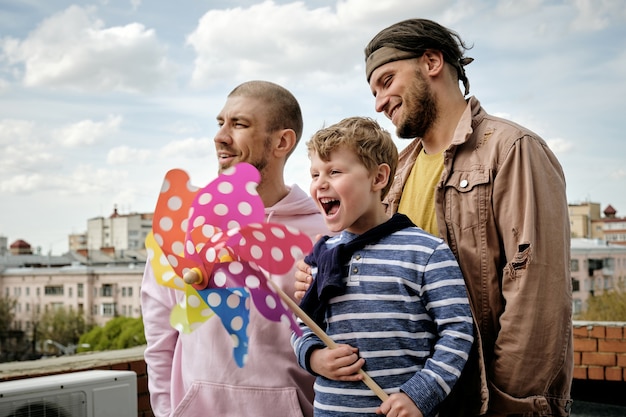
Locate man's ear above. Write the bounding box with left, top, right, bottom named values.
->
left=274, top=129, right=297, bottom=157
left=422, top=49, right=445, bottom=76
left=372, top=163, right=391, bottom=192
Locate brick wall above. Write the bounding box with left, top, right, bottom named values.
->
left=573, top=321, right=626, bottom=382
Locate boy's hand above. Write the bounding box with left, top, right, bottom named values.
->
left=376, top=392, right=423, bottom=417
left=309, top=344, right=364, bottom=381
left=294, top=258, right=313, bottom=301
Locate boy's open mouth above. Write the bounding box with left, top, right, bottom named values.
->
left=319, top=197, right=340, bottom=216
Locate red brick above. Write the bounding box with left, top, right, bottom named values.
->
left=605, top=367, right=623, bottom=381
left=574, top=338, right=597, bottom=352
left=599, top=339, right=626, bottom=353
left=573, top=326, right=590, bottom=338
left=574, top=351, right=581, bottom=365
left=618, top=353, right=626, bottom=368
left=606, top=326, right=624, bottom=340
left=587, top=366, right=605, bottom=380
left=573, top=366, right=588, bottom=380
left=588, top=325, right=606, bottom=339
left=583, top=352, right=616, bottom=366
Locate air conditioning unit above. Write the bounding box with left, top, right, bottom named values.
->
left=0, top=370, right=137, bottom=417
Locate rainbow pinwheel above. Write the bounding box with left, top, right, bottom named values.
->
left=145, top=162, right=313, bottom=367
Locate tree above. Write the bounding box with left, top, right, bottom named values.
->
left=579, top=290, right=626, bottom=321
left=37, top=306, right=92, bottom=351
left=79, top=316, right=145, bottom=351
left=0, top=295, right=17, bottom=333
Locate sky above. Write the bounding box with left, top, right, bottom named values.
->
left=0, top=0, right=625, bottom=255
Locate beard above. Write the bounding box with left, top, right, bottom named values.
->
left=395, top=73, right=438, bottom=139
left=217, top=135, right=272, bottom=174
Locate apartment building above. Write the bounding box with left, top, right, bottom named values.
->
left=570, top=238, right=626, bottom=316
left=1, top=263, right=143, bottom=330
left=569, top=202, right=626, bottom=245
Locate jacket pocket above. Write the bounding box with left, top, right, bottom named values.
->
left=444, top=168, right=492, bottom=230
left=172, top=381, right=306, bottom=417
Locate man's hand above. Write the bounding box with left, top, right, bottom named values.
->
left=309, top=344, right=365, bottom=381
left=294, top=258, right=313, bottom=301
left=376, top=392, right=423, bottom=417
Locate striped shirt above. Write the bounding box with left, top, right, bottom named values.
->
left=292, top=226, right=474, bottom=417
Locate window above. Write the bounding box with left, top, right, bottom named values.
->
left=572, top=279, right=579, bottom=292
left=44, top=286, right=64, bottom=296
left=26, top=287, right=30, bottom=296
left=101, top=284, right=113, bottom=297
left=101, top=303, right=116, bottom=317
left=570, top=259, right=579, bottom=272
left=122, top=287, right=127, bottom=297
left=68, top=287, right=73, bottom=297
left=128, top=287, right=133, bottom=297
left=78, top=283, right=84, bottom=298
left=36, top=287, right=40, bottom=296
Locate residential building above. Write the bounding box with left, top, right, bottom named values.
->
left=570, top=238, right=626, bottom=316
left=1, top=263, right=144, bottom=330
left=87, top=206, right=153, bottom=252
left=569, top=202, right=626, bottom=246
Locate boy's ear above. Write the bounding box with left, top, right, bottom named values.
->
left=274, top=129, right=297, bottom=157
left=372, top=163, right=391, bottom=192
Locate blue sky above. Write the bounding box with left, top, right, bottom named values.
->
left=1, top=0, right=625, bottom=254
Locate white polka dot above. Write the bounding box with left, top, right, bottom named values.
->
left=205, top=247, right=217, bottom=262
left=271, top=247, right=284, bottom=262
left=214, top=203, right=228, bottom=216
left=193, top=215, right=206, bottom=228
left=223, top=166, right=236, bottom=175
left=172, top=241, right=184, bottom=256
left=189, top=322, right=203, bottom=331
left=290, top=246, right=305, bottom=260
left=231, top=316, right=243, bottom=331
left=271, top=227, right=286, bottom=239
left=218, top=181, right=234, bottom=194
left=185, top=240, right=195, bottom=255
left=159, top=216, right=173, bottom=231
left=245, top=275, right=260, bottom=289
left=201, top=308, right=213, bottom=317
left=208, top=292, right=222, bottom=307
left=162, top=271, right=176, bottom=282
left=174, top=323, right=185, bottom=332
left=227, top=293, right=240, bottom=308
left=187, top=294, right=201, bottom=308
left=173, top=277, right=184, bottom=289
left=214, top=271, right=227, bottom=287
left=154, top=233, right=164, bottom=247
left=252, top=231, right=266, bottom=242
left=238, top=201, right=252, bottom=216
left=198, top=192, right=212, bottom=205
left=227, top=220, right=241, bottom=230
left=160, top=178, right=171, bottom=193
left=159, top=253, right=169, bottom=266
left=180, top=219, right=188, bottom=233
left=250, top=245, right=263, bottom=260
left=167, top=254, right=179, bottom=268
left=202, top=225, right=216, bottom=239
left=229, top=262, right=244, bottom=274
left=168, top=196, right=182, bottom=211
left=231, top=334, right=240, bottom=347
left=245, top=181, right=258, bottom=196
left=186, top=180, right=197, bottom=192
left=265, top=295, right=277, bottom=309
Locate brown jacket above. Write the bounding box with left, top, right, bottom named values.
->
left=385, top=97, right=573, bottom=416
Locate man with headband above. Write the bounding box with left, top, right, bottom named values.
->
left=296, top=19, right=573, bottom=417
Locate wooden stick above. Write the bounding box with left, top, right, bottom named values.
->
left=267, top=279, right=389, bottom=402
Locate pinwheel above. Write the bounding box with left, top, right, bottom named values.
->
left=145, top=162, right=313, bottom=367
left=145, top=162, right=388, bottom=401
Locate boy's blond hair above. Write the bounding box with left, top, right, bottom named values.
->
left=306, top=117, right=398, bottom=199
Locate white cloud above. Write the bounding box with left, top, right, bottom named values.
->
left=158, top=137, right=214, bottom=159
left=570, top=0, right=626, bottom=32
left=107, top=145, right=152, bottom=165
left=1, top=5, right=173, bottom=93
left=610, top=168, right=626, bottom=180
left=56, top=114, right=123, bottom=147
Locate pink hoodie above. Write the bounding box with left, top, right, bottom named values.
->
left=141, top=184, right=328, bottom=417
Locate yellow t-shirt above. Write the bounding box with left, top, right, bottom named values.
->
left=397, top=148, right=444, bottom=236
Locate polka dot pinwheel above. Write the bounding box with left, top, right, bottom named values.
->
left=145, top=162, right=313, bottom=367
